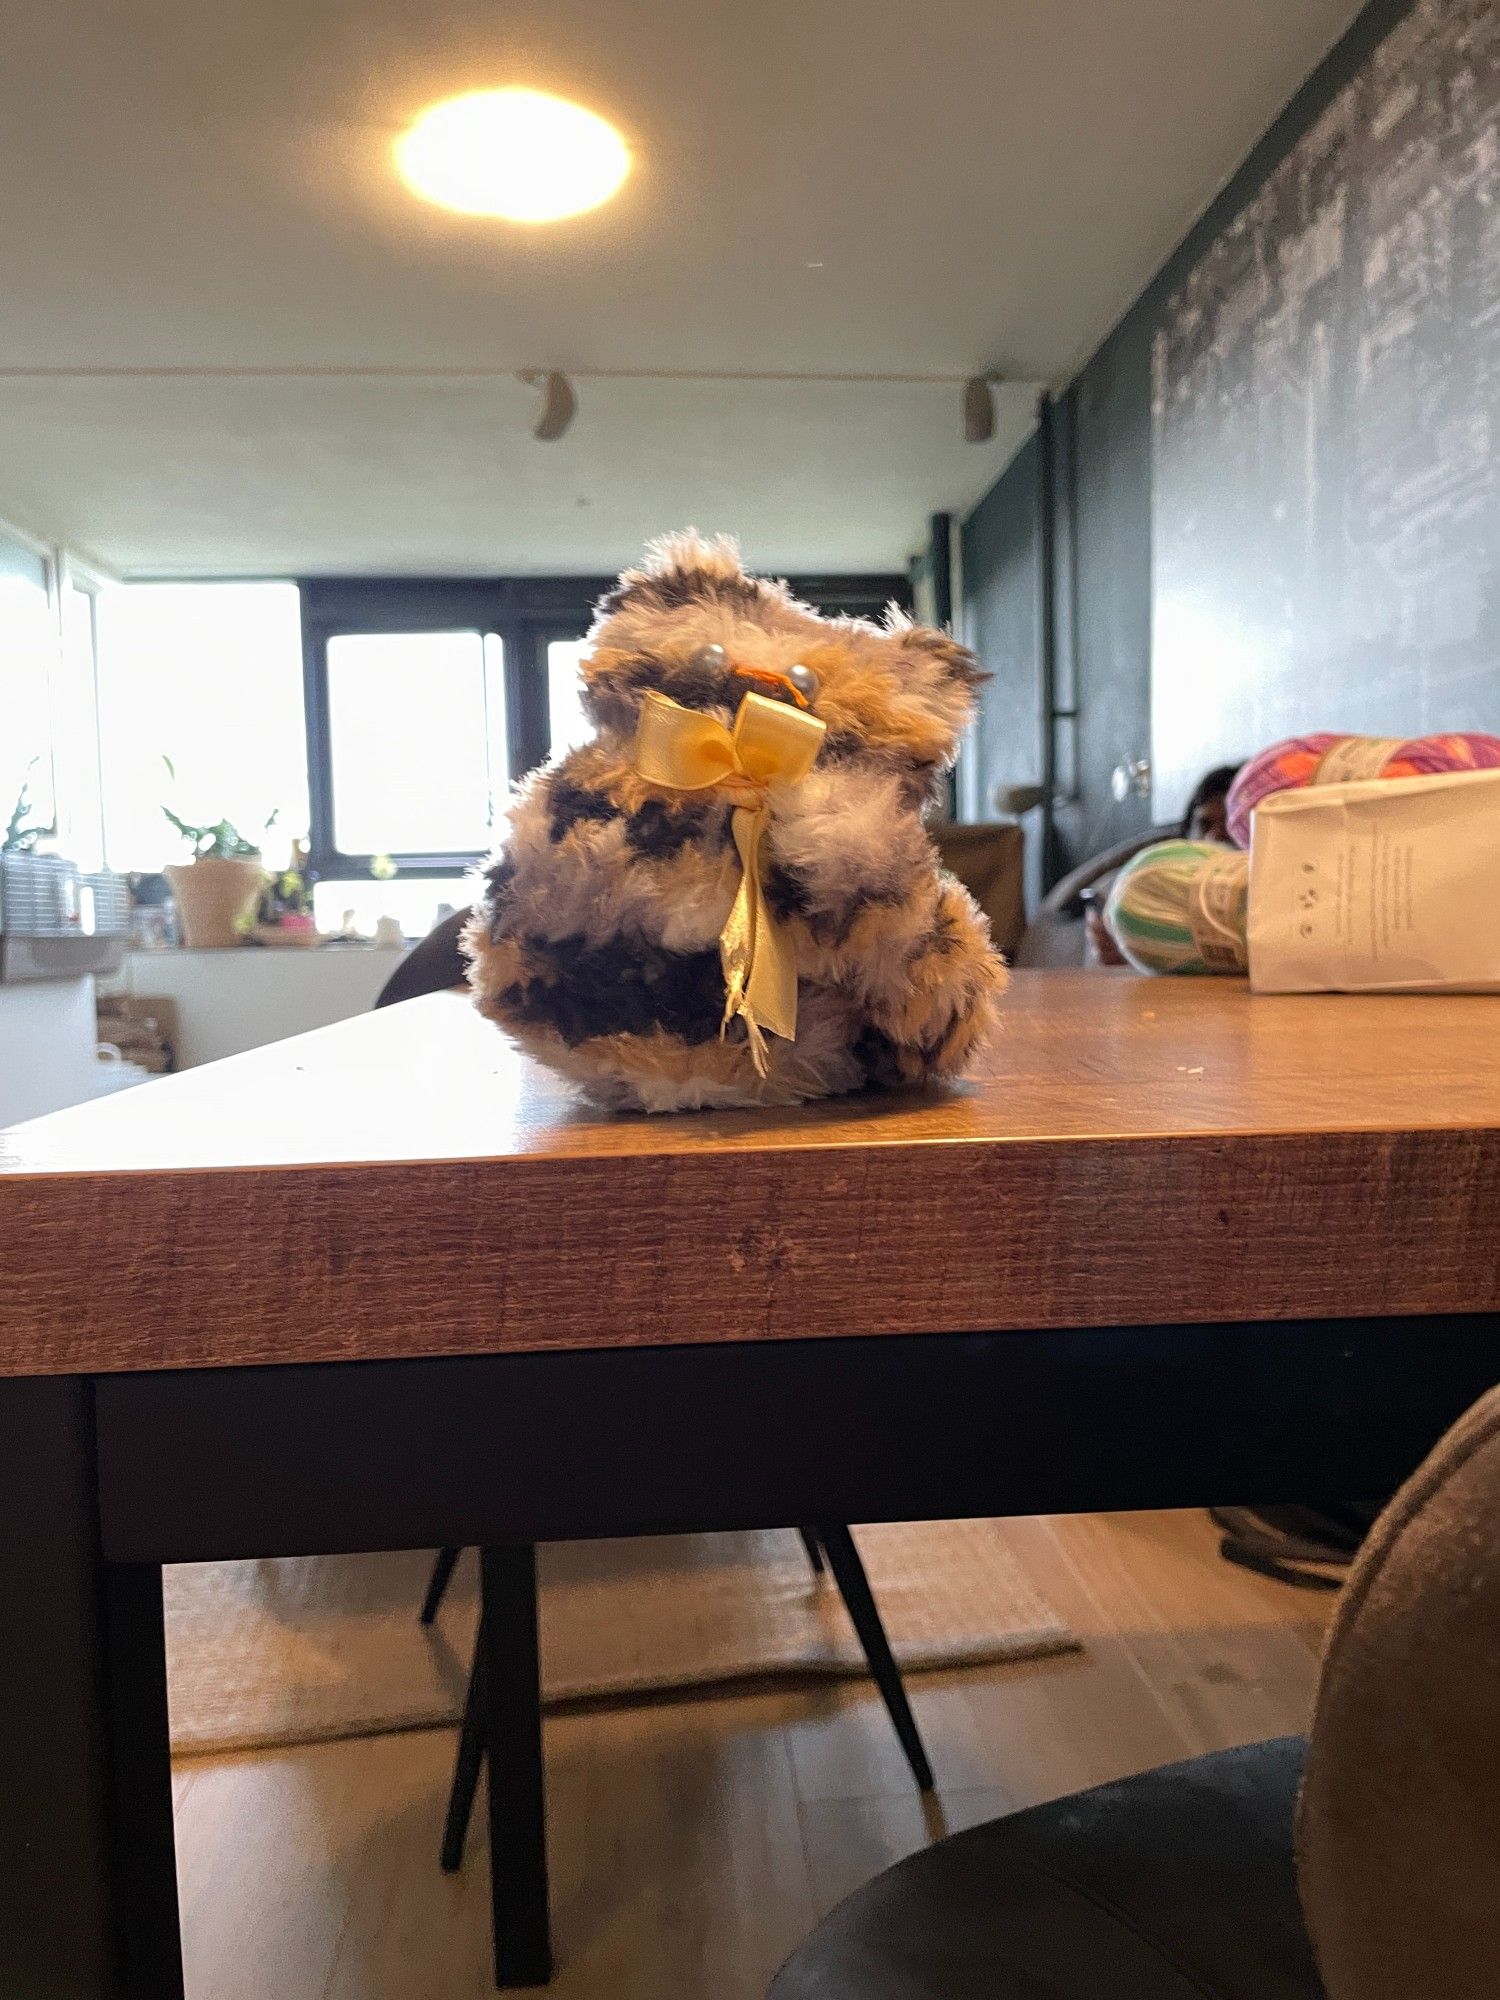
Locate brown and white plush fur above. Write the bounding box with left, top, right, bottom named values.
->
left=464, top=534, right=1005, bottom=1112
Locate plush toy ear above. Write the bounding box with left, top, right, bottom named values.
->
left=594, top=530, right=788, bottom=624
left=895, top=621, right=986, bottom=690
left=879, top=615, right=986, bottom=764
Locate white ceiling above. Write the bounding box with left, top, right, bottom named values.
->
left=0, top=374, right=1038, bottom=578
left=0, top=0, right=1364, bottom=577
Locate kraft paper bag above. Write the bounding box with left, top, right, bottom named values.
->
left=1248, top=768, right=1500, bottom=994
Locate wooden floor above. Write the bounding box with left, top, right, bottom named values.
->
left=169, top=1511, right=1336, bottom=2000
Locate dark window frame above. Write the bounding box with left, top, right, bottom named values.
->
left=299, top=571, right=912, bottom=880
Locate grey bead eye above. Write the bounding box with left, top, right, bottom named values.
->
left=690, top=643, right=727, bottom=673
left=786, top=661, right=820, bottom=704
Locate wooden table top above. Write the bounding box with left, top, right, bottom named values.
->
left=3, top=971, right=1498, bottom=1376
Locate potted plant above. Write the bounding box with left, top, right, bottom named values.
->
left=4, top=760, right=54, bottom=855
left=161, top=764, right=278, bottom=948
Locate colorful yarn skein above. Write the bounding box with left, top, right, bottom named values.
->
left=1225, top=731, right=1500, bottom=848
left=1104, top=840, right=1249, bottom=977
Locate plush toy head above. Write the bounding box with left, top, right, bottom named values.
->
left=464, top=533, right=1006, bottom=1112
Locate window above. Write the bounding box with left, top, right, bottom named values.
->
left=95, top=582, right=307, bottom=873
left=311, top=874, right=473, bottom=939
left=54, top=577, right=105, bottom=872
left=0, top=538, right=112, bottom=872
left=545, top=638, right=591, bottom=761
left=300, top=578, right=607, bottom=880
left=0, top=534, right=57, bottom=846
left=298, top=573, right=911, bottom=910
left=78, top=570, right=912, bottom=935
left=325, top=631, right=508, bottom=856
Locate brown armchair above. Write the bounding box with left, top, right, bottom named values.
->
left=769, top=1382, right=1500, bottom=1999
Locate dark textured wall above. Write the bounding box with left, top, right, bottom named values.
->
left=960, top=0, right=1424, bottom=886
left=1151, top=0, right=1499, bottom=817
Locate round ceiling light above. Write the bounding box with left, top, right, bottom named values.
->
left=395, top=88, right=631, bottom=223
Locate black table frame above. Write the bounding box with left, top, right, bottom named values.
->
left=5, top=1310, right=1498, bottom=1998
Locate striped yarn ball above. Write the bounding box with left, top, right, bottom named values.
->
left=1104, top=840, right=1248, bottom=977
left=1225, top=731, right=1500, bottom=848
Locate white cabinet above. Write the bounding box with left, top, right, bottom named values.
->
left=110, top=946, right=411, bottom=1069
left=0, top=977, right=101, bottom=1124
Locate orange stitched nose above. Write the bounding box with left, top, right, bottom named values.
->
left=730, top=662, right=813, bottom=709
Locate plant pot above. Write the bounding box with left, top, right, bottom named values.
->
left=165, top=855, right=266, bottom=949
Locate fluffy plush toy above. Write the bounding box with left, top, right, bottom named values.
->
left=464, top=534, right=1005, bottom=1112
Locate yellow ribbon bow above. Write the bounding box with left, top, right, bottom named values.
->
left=633, top=689, right=826, bottom=1075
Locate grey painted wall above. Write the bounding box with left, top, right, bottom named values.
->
left=957, top=321, right=1159, bottom=884
left=957, top=431, right=1045, bottom=906
left=1052, top=311, right=1157, bottom=867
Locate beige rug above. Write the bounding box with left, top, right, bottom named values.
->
left=165, top=1523, right=1076, bottom=1757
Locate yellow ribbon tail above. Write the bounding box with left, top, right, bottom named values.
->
left=632, top=688, right=826, bottom=1074
left=723, top=802, right=799, bottom=1058
left=740, top=1012, right=773, bottom=1079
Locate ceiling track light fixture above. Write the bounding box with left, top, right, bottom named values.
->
left=962, top=374, right=1002, bottom=444
left=519, top=369, right=577, bottom=441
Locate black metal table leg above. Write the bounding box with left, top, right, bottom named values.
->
left=421, top=1545, right=463, bottom=1626
left=441, top=1633, right=487, bottom=1873
left=817, top=1524, right=935, bottom=1793
left=479, top=1546, right=552, bottom=1988
left=104, top=1562, right=186, bottom=2000
left=0, top=1377, right=184, bottom=1999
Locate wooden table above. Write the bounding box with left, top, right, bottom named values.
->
left=3, top=970, right=1498, bottom=1996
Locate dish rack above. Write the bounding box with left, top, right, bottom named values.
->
left=0, top=852, right=131, bottom=982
